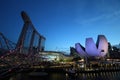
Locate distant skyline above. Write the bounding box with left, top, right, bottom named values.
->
left=0, top=0, right=120, bottom=54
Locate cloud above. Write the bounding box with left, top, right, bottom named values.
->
left=78, top=10, right=120, bottom=25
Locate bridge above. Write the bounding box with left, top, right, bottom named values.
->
left=0, top=32, right=16, bottom=56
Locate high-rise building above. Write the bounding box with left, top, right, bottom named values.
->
left=16, top=11, right=46, bottom=55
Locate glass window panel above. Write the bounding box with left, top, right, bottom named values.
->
left=32, top=33, right=39, bottom=54
left=33, top=33, right=39, bottom=48
left=23, top=24, right=33, bottom=54
left=40, top=38, right=45, bottom=51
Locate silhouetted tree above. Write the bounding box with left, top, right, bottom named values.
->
left=108, top=42, right=112, bottom=51
left=112, top=46, right=119, bottom=52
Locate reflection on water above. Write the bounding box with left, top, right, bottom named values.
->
left=9, top=71, right=120, bottom=80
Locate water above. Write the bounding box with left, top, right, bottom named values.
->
left=8, top=71, right=120, bottom=80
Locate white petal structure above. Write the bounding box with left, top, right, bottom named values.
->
left=75, top=35, right=108, bottom=57
left=85, top=38, right=99, bottom=56
left=97, top=35, right=108, bottom=57
left=75, top=43, right=87, bottom=57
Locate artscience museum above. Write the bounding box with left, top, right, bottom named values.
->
left=75, top=35, right=108, bottom=58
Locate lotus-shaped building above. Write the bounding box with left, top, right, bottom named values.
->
left=75, top=35, right=108, bottom=58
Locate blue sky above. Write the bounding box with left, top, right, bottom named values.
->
left=0, top=0, right=120, bottom=54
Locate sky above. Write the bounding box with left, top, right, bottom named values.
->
left=0, top=0, right=120, bottom=54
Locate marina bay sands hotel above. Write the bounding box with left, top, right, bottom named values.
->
left=16, top=11, right=46, bottom=55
